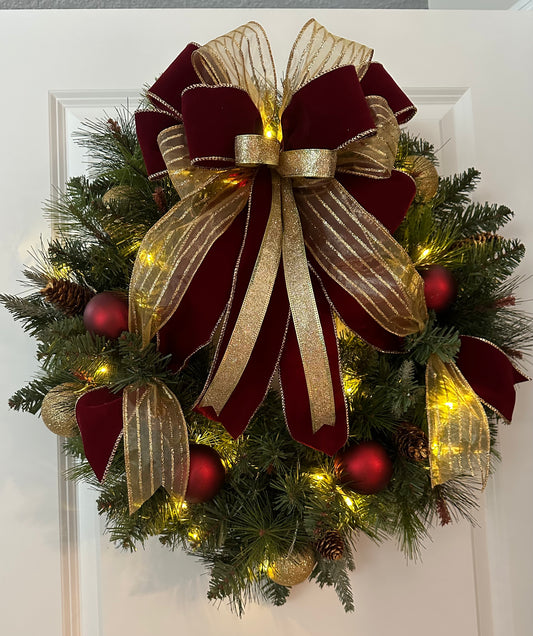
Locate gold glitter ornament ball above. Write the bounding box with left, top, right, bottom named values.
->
left=404, top=155, right=439, bottom=202
left=102, top=185, right=135, bottom=208
left=40, top=383, right=80, bottom=437
left=267, top=547, right=316, bottom=586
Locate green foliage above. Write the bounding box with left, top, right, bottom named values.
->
left=396, top=133, right=438, bottom=165
left=2, top=118, right=531, bottom=618
left=405, top=315, right=461, bottom=365
left=0, top=293, right=61, bottom=337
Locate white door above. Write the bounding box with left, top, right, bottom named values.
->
left=1, top=9, right=532, bottom=636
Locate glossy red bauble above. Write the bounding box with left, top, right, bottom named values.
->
left=185, top=444, right=226, bottom=504
left=422, top=265, right=456, bottom=312
left=83, top=292, right=129, bottom=339
left=334, top=441, right=393, bottom=495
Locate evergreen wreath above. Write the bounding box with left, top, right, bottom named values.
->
left=2, top=20, right=530, bottom=616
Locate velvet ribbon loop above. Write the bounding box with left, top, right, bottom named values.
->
left=75, top=381, right=190, bottom=514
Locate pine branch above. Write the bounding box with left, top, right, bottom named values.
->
left=405, top=316, right=461, bottom=365
left=433, top=168, right=480, bottom=214
left=311, top=556, right=355, bottom=612
left=443, top=202, right=514, bottom=238
left=72, top=110, right=147, bottom=181
left=8, top=370, right=76, bottom=414
left=396, top=132, right=438, bottom=165
left=0, top=293, right=61, bottom=338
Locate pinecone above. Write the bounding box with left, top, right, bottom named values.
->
left=395, top=423, right=429, bottom=462
left=316, top=530, right=344, bottom=561
left=152, top=186, right=167, bottom=214
left=107, top=118, right=122, bottom=137
left=436, top=496, right=452, bottom=526
left=41, top=278, right=94, bottom=316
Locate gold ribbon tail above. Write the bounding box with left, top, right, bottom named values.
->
left=123, top=381, right=189, bottom=514
left=281, top=177, right=336, bottom=433
left=426, top=354, right=490, bottom=489
left=199, top=171, right=283, bottom=415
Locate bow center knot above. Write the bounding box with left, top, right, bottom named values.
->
left=235, top=134, right=337, bottom=179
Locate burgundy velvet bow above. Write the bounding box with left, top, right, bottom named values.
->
left=133, top=34, right=420, bottom=456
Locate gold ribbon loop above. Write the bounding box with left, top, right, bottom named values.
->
left=158, top=125, right=228, bottom=200
left=278, top=148, right=337, bottom=179
left=199, top=172, right=283, bottom=415
left=235, top=134, right=280, bottom=167
left=336, top=96, right=400, bottom=179
left=123, top=381, right=190, bottom=514
left=281, top=177, right=336, bottom=433
left=129, top=179, right=252, bottom=347
left=294, top=178, right=428, bottom=336
left=426, top=354, right=490, bottom=488
left=282, top=19, right=373, bottom=114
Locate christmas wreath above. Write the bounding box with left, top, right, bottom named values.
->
left=2, top=20, right=530, bottom=614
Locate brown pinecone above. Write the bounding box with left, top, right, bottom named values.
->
left=436, top=496, right=452, bottom=526
left=152, top=186, right=167, bottom=214
left=316, top=530, right=345, bottom=561
left=395, top=423, right=429, bottom=462
left=41, top=278, right=94, bottom=316
left=107, top=118, right=122, bottom=137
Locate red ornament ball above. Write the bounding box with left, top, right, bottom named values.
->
left=185, top=444, right=225, bottom=504
left=422, top=265, right=456, bottom=312
left=83, top=292, right=129, bottom=339
left=334, top=441, right=393, bottom=495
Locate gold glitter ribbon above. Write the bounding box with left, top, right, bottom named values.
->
left=281, top=178, right=336, bottom=431
left=199, top=172, right=283, bottom=416
left=426, top=354, right=490, bottom=488
left=235, top=134, right=280, bottom=167
left=278, top=149, right=337, bottom=179
left=123, top=381, right=190, bottom=514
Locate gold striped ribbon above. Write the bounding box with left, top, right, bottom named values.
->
left=426, top=354, right=490, bottom=488
left=123, top=381, right=190, bottom=514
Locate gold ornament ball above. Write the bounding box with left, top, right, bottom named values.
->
left=41, top=383, right=80, bottom=437
left=102, top=185, right=135, bottom=208
left=267, top=547, right=316, bottom=586
left=404, top=155, right=439, bottom=202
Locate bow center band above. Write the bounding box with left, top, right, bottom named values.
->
left=234, top=134, right=337, bottom=179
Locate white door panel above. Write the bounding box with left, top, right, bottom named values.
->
left=1, top=9, right=531, bottom=636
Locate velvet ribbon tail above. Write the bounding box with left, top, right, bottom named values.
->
left=76, top=387, right=124, bottom=483
left=158, top=209, right=247, bottom=371
left=456, top=335, right=529, bottom=423
left=280, top=274, right=348, bottom=455
left=199, top=171, right=283, bottom=416
left=129, top=177, right=251, bottom=347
